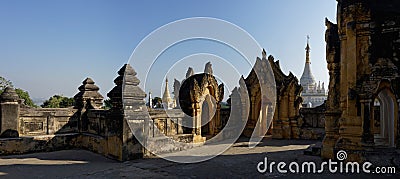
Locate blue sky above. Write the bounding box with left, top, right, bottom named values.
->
left=0, top=0, right=337, bottom=101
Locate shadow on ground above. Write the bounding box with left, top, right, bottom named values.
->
left=0, top=137, right=397, bottom=178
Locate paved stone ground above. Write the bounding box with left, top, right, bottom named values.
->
left=0, top=138, right=397, bottom=178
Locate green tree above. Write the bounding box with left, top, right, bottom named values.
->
left=152, top=97, right=163, bottom=108
left=0, top=76, right=13, bottom=89
left=103, top=98, right=112, bottom=109
left=41, top=95, right=75, bottom=108
left=0, top=76, right=37, bottom=107
left=15, top=89, right=37, bottom=107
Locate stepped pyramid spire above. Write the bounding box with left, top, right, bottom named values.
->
left=300, top=35, right=316, bottom=90
left=74, top=77, right=104, bottom=109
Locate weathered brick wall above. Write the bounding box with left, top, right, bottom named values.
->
left=298, top=104, right=325, bottom=140
left=0, top=65, right=144, bottom=161
left=19, top=107, right=79, bottom=135
left=85, top=109, right=109, bottom=136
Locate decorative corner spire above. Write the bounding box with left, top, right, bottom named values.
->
left=204, top=61, right=213, bottom=75
left=186, top=67, right=194, bottom=79
left=262, top=49, right=267, bottom=59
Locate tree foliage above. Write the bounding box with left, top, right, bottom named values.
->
left=15, top=89, right=37, bottom=107
left=103, top=98, right=112, bottom=109
left=0, top=76, right=13, bottom=89
left=41, top=95, right=75, bottom=108
left=152, top=97, right=163, bottom=108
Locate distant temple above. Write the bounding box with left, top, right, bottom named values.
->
left=162, top=78, right=175, bottom=109
left=300, top=37, right=327, bottom=107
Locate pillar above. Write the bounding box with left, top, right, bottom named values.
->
left=192, top=103, right=197, bottom=135
left=322, top=111, right=341, bottom=159
left=280, top=93, right=291, bottom=139
left=266, top=103, right=274, bottom=135
left=0, top=87, right=20, bottom=137
left=192, top=102, right=205, bottom=143
left=322, top=62, right=341, bottom=159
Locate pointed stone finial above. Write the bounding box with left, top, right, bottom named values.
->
left=239, top=75, right=247, bottom=94
left=262, top=49, right=267, bottom=59
left=325, top=18, right=336, bottom=29
left=173, top=79, right=181, bottom=108
left=204, top=62, right=213, bottom=75
left=107, top=64, right=146, bottom=111
left=186, top=67, right=194, bottom=79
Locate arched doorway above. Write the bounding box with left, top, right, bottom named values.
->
left=374, top=89, right=397, bottom=147
left=179, top=71, right=223, bottom=141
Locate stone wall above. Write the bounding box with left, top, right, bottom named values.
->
left=220, top=108, right=230, bottom=129
left=298, top=103, right=325, bottom=140
left=0, top=64, right=205, bottom=161
left=19, top=107, right=78, bottom=135
left=0, top=78, right=129, bottom=160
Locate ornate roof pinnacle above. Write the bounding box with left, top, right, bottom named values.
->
left=305, top=35, right=311, bottom=64
left=262, top=49, right=267, bottom=59
left=300, top=35, right=316, bottom=90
